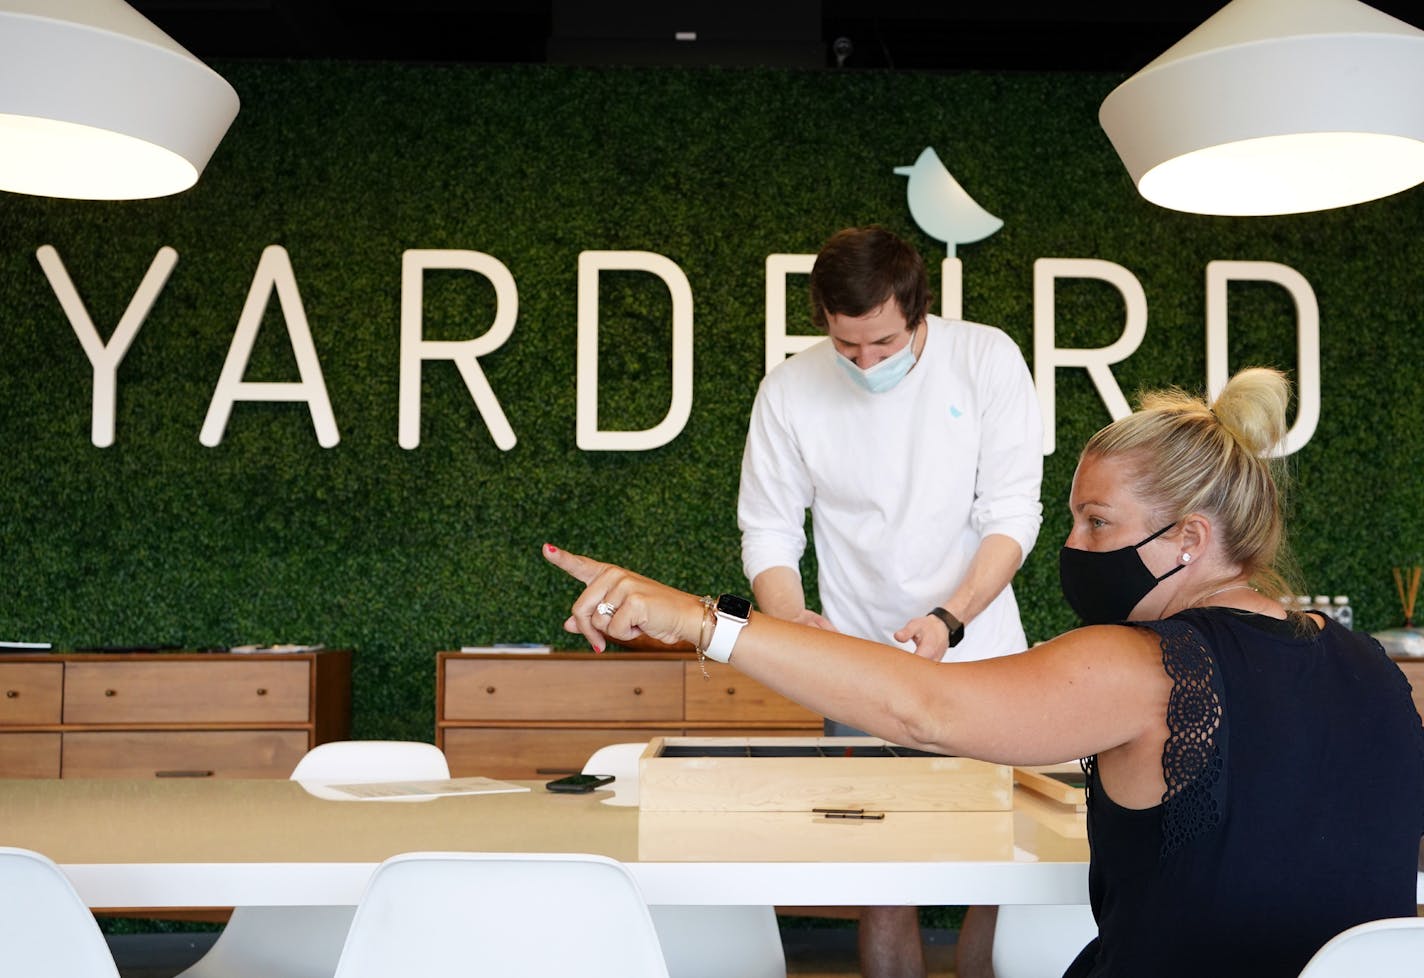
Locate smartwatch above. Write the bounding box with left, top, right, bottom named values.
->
left=928, top=607, right=965, bottom=648
left=704, top=593, right=752, bottom=663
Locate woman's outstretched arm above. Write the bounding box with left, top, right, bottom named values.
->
left=543, top=543, right=1168, bottom=767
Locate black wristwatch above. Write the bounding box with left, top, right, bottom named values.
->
left=928, top=607, right=964, bottom=647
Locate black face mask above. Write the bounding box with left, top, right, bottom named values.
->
left=1058, top=523, right=1184, bottom=624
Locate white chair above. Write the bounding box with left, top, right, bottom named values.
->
left=582, top=740, right=649, bottom=806
left=1296, top=916, right=1424, bottom=977
left=291, top=739, right=449, bottom=780
left=331, top=851, right=671, bottom=978
left=290, top=739, right=450, bottom=800
left=991, top=904, right=1097, bottom=978
left=0, top=846, right=121, bottom=978
left=648, top=905, right=787, bottom=978
left=174, top=740, right=450, bottom=978
left=583, top=741, right=788, bottom=978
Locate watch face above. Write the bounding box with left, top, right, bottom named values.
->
left=716, top=593, right=752, bottom=620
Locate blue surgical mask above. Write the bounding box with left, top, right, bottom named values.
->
left=835, top=326, right=919, bottom=394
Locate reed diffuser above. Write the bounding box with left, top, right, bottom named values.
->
left=1372, top=565, right=1424, bottom=657
left=1394, top=565, right=1421, bottom=629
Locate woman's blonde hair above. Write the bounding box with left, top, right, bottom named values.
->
left=1082, top=367, right=1296, bottom=598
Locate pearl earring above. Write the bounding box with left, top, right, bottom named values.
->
left=1181, top=553, right=1192, bottom=563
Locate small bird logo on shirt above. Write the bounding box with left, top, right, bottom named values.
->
left=950, top=405, right=964, bottom=418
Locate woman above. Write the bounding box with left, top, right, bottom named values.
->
left=544, top=367, right=1424, bottom=978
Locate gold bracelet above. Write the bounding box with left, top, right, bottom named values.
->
left=694, top=594, right=716, bottom=679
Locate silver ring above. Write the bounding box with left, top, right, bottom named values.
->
left=596, top=601, right=617, bottom=617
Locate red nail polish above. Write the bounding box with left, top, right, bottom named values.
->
left=545, top=543, right=557, bottom=554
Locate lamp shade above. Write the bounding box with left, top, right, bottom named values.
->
left=1099, top=0, right=1424, bottom=216
left=0, top=0, right=239, bottom=200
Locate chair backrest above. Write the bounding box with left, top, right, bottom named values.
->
left=1296, top=917, right=1424, bottom=977
left=582, top=741, right=648, bottom=806
left=649, top=905, right=786, bottom=978
left=290, top=740, right=450, bottom=781
left=991, top=904, right=1097, bottom=978
left=580, top=747, right=785, bottom=977
left=0, top=847, right=121, bottom=978
left=332, top=851, right=671, bottom=978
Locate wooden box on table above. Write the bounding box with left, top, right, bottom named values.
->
left=636, top=736, right=1015, bottom=861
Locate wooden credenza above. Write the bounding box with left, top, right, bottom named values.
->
left=0, top=649, right=351, bottom=778
left=436, top=650, right=822, bottom=778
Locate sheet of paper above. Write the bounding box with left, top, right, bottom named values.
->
left=230, top=643, right=326, bottom=653
left=458, top=644, right=552, bottom=654
left=319, top=777, right=530, bottom=800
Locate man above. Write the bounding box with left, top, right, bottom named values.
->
left=737, top=226, right=1043, bottom=978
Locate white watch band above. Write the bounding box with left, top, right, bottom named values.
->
left=703, top=611, right=746, bottom=663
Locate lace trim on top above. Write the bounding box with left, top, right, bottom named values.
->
left=1148, top=618, right=1225, bottom=859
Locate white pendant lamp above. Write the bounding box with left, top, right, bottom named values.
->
left=1099, top=0, right=1424, bottom=216
left=0, top=0, right=239, bottom=200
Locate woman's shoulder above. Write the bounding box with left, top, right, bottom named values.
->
left=1041, top=623, right=1175, bottom=679
left=1163, top=606, right=1345, bottom=653
left=1080, top=614, right=1213, bottom=658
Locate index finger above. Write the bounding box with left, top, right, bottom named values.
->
left=542, top=543, right=605, bottom=584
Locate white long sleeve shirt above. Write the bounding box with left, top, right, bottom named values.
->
left=738, top=315, right=1043, bottom=662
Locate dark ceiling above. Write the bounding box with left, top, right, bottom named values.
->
left=130, top=1, right=1424, bottom=73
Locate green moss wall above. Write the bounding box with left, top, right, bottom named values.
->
left=2, top=64, right=1421, bottom=739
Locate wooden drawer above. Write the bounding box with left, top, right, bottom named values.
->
left=0, top=732, right=62, bottom=778
left=63, top=661, right=311, bottom=724
left=444, top=659, right=682, bottom=722
left=685, top=727, right=824, bottom=739
left=61, top=730, right=309, bottom=778
left=0, top=662, right=63, bottom=724
left=683, top=661, right=820, bottom=724
left=443, top=727, right=681, bottom=779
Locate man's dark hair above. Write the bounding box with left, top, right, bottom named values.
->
left=809, top=226, right=930, bottom=332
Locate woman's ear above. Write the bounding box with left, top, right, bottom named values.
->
left=1178, top=513, right=1211, bottom=562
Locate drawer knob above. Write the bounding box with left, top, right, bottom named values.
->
left=486, top=686, right=497, bottom=694
left=4, top=689, right=16, bottom=699
left=104, top=688, right=117, bottom=697
left=633, top=687, right=643, bottom=695
left=256, top=688, right=268, bottom=696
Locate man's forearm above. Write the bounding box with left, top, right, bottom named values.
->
left=751, top=565, right=808, bottom=620
left=939, top=534, right=1024, bottom=624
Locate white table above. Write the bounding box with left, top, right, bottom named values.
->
left=0, top=777, right=1092, bottom=909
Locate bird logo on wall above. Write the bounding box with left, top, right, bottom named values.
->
left=894, top=146, right=1003, bottom=257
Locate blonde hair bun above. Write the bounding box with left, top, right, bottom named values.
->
left=1208, top=367, right=1291, bottom=457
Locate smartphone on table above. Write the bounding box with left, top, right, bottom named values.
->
left=545, top=773, right=615, bottom=793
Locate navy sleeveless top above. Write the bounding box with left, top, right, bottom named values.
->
left=1063, top=608, right=1424, bottom=978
